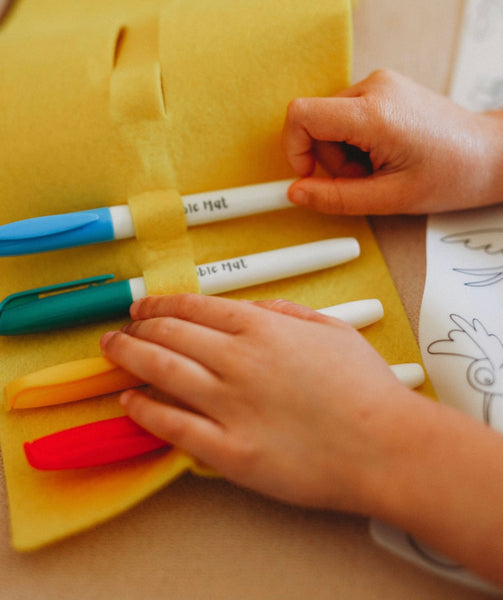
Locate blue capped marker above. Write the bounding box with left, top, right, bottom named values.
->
left=0, top=180, right=295, bottom=257
left=0, top=207, right=135, bottom=256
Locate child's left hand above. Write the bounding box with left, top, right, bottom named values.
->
left=100, top=293, right=417, bottom=515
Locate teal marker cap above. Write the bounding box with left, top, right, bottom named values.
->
left=0, top=275, right=133, bottom=335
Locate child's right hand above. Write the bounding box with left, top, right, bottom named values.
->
left=283, top=69, right=503, bottom=215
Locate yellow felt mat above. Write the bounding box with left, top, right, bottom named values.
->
left=0, top=0, right=432, bottom=551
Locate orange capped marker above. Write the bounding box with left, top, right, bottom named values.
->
left=4, top=356, right=144, bottom=410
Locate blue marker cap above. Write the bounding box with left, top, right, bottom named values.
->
left=0, top=208, right=116, bottom=256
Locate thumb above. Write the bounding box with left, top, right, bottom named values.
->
left=288, top=175, right=408, bottom=215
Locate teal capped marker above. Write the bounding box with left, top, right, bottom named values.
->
left=0, top=238, right=360, bottom=334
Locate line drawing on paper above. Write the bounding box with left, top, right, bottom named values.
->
left=441, top=229, right=503, bottom=285
left=428, top=314, right=503, bottom=425
left=441, top=229, right=503, bottom=254
left=453, top=264, right=503, bottom=287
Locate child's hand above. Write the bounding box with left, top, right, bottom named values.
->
left=100, top=293, right=417, bottom=514
left=283, top=69, right=503, bottom=215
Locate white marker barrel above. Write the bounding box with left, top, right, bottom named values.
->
left=318, top=299, right=384, bottom=329
left=197, top=238, right=360, bottom=295
left=182, top=179, right=295, bottom=226
left=109, top=205, right=136, bottom=240
left=389, top=363, right=425, bottom=389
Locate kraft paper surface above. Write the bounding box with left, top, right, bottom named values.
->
left=0, top=0, right=432, bottom=551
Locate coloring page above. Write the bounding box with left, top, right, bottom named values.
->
left=421, top=206, right=503, bottom=431
left=370, top=0, right=503, bottom=592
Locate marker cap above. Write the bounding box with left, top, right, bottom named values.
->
left=4, top=356, right=144, bottom=410
left=23, top=416, right=169, bottom=470
left=0, top=275, right=134, bottom=335
left=0, top=207, right=116, bottom=256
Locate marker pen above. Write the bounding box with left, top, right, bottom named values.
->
left=20, top=358, right=426, bottom=470
left=24, top=359, right=427, bottom=471
left=0, top=237, right=360, bottom=335
left=4, top=297, right=425, bottom=412
left=0, top=179, right=295, bottom=256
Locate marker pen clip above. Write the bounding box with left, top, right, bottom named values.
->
left=0, top=274, right=146, bottom=335
left=0, top=238, right=360, bottom=335
left=0, top=180, right=295, bottom=256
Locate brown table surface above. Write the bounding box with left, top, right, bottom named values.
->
left=3, top=1, right=495, bottom=598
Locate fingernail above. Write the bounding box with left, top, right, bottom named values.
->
left=290, top=188, right=308, bottom=205
left=100, top=331, right=118, bottom=351
left=129, top=298, right=145, bottom=319
left=119, top=390, right=133, bottom=408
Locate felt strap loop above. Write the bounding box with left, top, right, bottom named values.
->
left=127, top=190, right=200, bottom=295
left=110, top=17, right=166, bottom=123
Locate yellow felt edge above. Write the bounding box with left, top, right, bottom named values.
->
left=9, top=440, right=197, bottom=552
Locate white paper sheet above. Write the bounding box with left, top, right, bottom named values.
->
left=450, top=0, right=503, bottom=112
left=420, top=206, right=503, bottom=430
left=370, top=0, right=503, bottom=593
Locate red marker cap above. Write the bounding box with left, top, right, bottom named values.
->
left=24, top=416, right=170, bottom=470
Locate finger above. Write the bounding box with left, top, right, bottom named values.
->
left=130, top=294, right=256, bottom=334
left=312, top=140, right=346, bottom=176
left=252, top=299, right=332, bottom=324
left=253, top=298, right=384, bottom=330
left=120, top=389, right=230, bottom=468
left=282, top=97, right=371, bottom=175
left=121, top=316, right=230, bottom=374
left=313, top=140, right=372, bottom=179
left=287, top=173, right=410, bottom=215
left=102, top=331, right=221, bottom=414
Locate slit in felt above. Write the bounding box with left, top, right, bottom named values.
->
left=110, top=21, right=167, bottom=120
